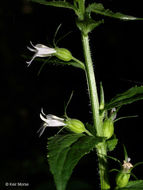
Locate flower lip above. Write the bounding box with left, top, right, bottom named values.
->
left=26, top=41, right=56, bottom=66
left=40, top=108, right=66, bottom=127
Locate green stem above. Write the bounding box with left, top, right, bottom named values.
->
left=77, top=0, right=85, bottom=20
left=81, top=34, right=110, bottom=190
left=97, top=143, right=110, bottom=190
left=81, top=34, right=101, bottom=136
left=72, top=57, right=85, bottom=70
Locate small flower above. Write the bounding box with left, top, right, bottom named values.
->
left=38, top=108, right=66, bottom=137
left=122, top=157, right=133, bottom=172
left=26, top=42, right=56, bottom=66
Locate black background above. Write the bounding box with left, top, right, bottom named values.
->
left=0, top=0, right=143, bottom=189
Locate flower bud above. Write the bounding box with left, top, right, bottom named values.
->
left=102, top=119, right=114, bottom=139
left=55, top=48, right=73, bottom=62
left=116, top=159, right=133, bottom=188
left=116, top=172, right=130, bottom=188
left=65, top=119, right=87, bottom=134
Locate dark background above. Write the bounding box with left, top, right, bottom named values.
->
left=0, top=0, right=143, bottom=189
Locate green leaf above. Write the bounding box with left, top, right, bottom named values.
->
left=99, top=82, right=105, bottom=110
left=30, top=0, right=76, bottom=12
left=107, top=138, right=118, bottom=152
left=123, top=145, right=128, bottom=162
left=105, top=86, right=143, bottom=110
left=117, top=180, right=143, bottom=189
left=86, top=3, right=143, bottom=20
left=47, top=134, right=103, bottom=190
left=76, top=18, right=104, bottom=35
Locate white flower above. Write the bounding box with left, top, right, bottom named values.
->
left=26, top=42, right=56, bottom=66
left=122, top=157, right=133, bottom=171
left=38, top=108, right=66, bottom=137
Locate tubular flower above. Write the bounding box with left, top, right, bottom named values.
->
left=26, top=42, right=56, bottom=66
left=38, top=109, right=92, bottom=137
left=38, top=108, right=66, bottom=137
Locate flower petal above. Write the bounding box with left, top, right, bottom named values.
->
left=40, top=113, right=66, bottom=127
left=46, top=114, right=65, bottom=121
left=26, top=53, right=37, bottom=66
left=37, top=125, right=47, bottom=137
left=27, top=46, right=36, bottom=52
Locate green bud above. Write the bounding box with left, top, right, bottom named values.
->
left=55, top=48, right=73, bottom=62
left=116, top=159, right=133, bottom=188
left=65, top=119, right=87, bottom=134
left=102, top=119, right=114, bottom=139
left=116, top=171, right=130, bottom=188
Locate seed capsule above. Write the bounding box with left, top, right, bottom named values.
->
left=65, top=119, right=87, bottom=134
left=55, top=48, right=73, bottom=62
left=116, top=159, right=133, bottom=188
left=102, top=119, right=114, bottom=139
left=116, top=171, right=130, bottom=188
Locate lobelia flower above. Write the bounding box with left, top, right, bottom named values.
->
left=122, top=157, right=133, bottom=172
left=38, top=108, right=92, bottom=137
left=26, top=42, right=56, bottom=66
left=38, top=108, right=66, bottom=137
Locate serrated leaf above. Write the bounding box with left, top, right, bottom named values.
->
left=107, top=138, right=118, bottom=152
left=76, top=18, right=104, bottom=35
left=30, top=0, right=76, bottom=11
left=47, top=134, right=103, bottom=190
left=105, top=86, right=143, bottom=110
left=117, top=180, right=143, bottom=189
left=86, top=3, right=143, bottom=20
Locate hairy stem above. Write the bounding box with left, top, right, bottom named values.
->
left=97, top=143, right=110, bottom=190
left=81, top=34, right=110, bottom=190
left=81, top=34, right=101, bottom=136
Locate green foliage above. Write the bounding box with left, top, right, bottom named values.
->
left=76, top=18, right=104, bottom=36
left=105, top=86, right=143, bottom=110
left=123, top=145, right=128, bottom=162
left=37, top=57, right=85, bottom=75
left=99, top=82, right=105, bottom=110
left=30, top=0, right=76, bottom=11
left=106, top=138, right=118, bottom=152
left=116, top=180, right=143, bottom=189
left=47, top=134, right=103, bottom=190
left=27, top=1, right=143, bottom=189
left=86, top=3, right=143, bottom=20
